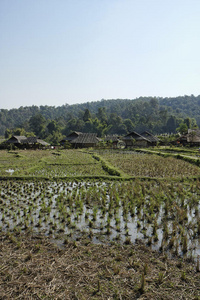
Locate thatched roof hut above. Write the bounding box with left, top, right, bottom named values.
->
left=6, top=135, right=49, bottom=148
left=140, top=131, right=160, bottom=145
left=123, top=131, right=151, bottom=147
left=60, top=132, right=82, bottom=145
left=71, top=133, right=100, bottom=148
left=6, top=135, right=27, bottom=144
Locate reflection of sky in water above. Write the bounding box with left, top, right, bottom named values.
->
left=6, top=169, right=15, bottom=175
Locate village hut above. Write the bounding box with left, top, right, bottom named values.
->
left=71, top=133, right=100, bottom=148
left=123, top=131, right=151, bottom=147
left=178, top=129, right=200, bottom=146
left=6, top=135, right=28, bottom=148
left=6, top=135, right=49, bottom=149
left=26, top=137, right=50, bottom=148
left=60, top=131, right=82, bottom=145
left=104, top=135, right=125, bottom=148
left=140, top=131, right=160, bottom=146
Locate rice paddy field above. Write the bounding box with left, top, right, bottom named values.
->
left=0, top=148, right=200, bottom=299
left=0, top=150, right=107, bottom=177
left=97, top=150, right=200, bottom=178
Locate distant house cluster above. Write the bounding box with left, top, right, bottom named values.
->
left=60, top=131, right=159, bottom=148
left=2, top=129, right=200, bottom=150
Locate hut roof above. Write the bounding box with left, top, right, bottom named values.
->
left=64, top=131, right=82, bottom=141
left=6, top=136, right=49, bottom=146
left=104, top=135, right=120, bottom=142
left=123, top=131, right=151, bottom=142
left=68, top=131, right=82, bottom=136
left=0, top=138, right=6, bottom=142
left=140, top=131, right=160, bottom=143
left=26, top=137, right=49, bottom=145
left=26, top=136, right=38, bottom=144
left=36, top=139, right=50, bottom=146
left=71, top=133, right=99, bottom=144
left=7, top=135, right=27, bottom=144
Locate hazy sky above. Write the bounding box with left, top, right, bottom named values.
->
left=1, top=0, right=200, bottom=109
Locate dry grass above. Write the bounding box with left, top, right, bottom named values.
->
left=0, top=231, right=199, bottom=299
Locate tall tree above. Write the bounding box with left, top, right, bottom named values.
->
left=166, top=116, right=177, bottom=133
left=96, top=107, right=107, bottom=124
left=29, top=114, right=46, bottom=137
left=83, top=109, right=91, bottom=122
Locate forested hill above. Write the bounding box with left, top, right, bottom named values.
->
left=1, top=95, right=200, bottom=143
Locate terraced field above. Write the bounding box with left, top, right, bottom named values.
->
left=0, top=148, right=200, bottom=299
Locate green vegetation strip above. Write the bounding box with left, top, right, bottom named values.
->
left=157, top=146, right=200, bottom=155
left=0, top=175, right=122, bottom=181
left=45, top=162, right=99, bottom=165
left=135, top=148, right=200, bottom=167
left=91, top=152, right=123, bottom=177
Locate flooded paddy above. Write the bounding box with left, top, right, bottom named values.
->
left=1, top=179, right=200, bottom=260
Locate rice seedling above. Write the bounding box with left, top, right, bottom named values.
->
left=157, top=272, right=164, bottom=284
left=139, top=273, right=145, bottom=293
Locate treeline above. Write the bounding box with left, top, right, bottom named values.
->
left=0, top=95, right=200, bottom=144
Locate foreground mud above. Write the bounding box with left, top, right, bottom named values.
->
left=0, top=231, right=199, bottom=299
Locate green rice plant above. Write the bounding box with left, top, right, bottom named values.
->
left=115, top=216, right=120, bottom=225
left=168, top=235, right=175, bottom=249
left=181, top=271, right=186, bottom=281
left=85, top=212, right=89, bottom=220
left=89, top=229, right=93, bottom=239
left=124, top=222, right=128, bottom=230
left=162, top=223, right=169, bottom=241
left=115, top=233, right=121, bottom=240
left=196, top=256, right=200, bottom=272
left=36, top=219, right=42, bottom=228
left=153, top=232, right=158, bottom=242
left=152, top=220, right=158, bottom=235
left=106, top=227, right=111, bottom=235
left=182, top=235, right=188, bottom=253
left=24, top=220, right=29, bottom=229
left=143, top=263, right=148, bottom=275
left=157, top=272, right=164, bottom=284
left=125, top=229, right=129, bottom=236
left=70, top=222, right=76, bottom=229
left=147, top=237, right=152, bottom=246
left=106, top=216, right=111, bottom=227
left=92, top=206, right=98, bottom=221
left=99, top=222, right=104, bottom=231
left=197, top=219, right=200, bottom=235
left=174, top=240, right=179, bottom=255
left=116, top=225, right=121, bottom=232
left=89, top=220, right=93, bottom=228
left=124, top=235, right=131, bottom=245
left=139, top=273, right=145, bottom=294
